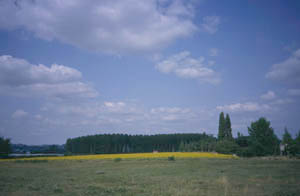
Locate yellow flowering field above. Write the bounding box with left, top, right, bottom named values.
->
left=1, top=152, right=237, bottom=161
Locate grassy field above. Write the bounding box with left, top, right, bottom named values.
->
left=0, top=157, right=300, bottom=196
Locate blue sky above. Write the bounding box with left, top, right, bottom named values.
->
left=0, top=0, right=300, bottom=144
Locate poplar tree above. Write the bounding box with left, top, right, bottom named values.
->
left=225, top=114, right=233, bottom=140
left=218, top=112, right=226, bottom=140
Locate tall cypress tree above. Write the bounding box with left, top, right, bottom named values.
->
left=225, top=114, right=233, bottom=140
left=218, top=112, right=226, bottom=140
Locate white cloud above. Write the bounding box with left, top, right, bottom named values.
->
left=155, top=51, right=220, bottom=84
left=103, top=101, right=132, bottom=113
left=34, top=114, right=43, bottom=120
left=40, top=100, right=199, bottom=130
left=209, top=48, right=218, bottom=57
left=12, top=109, right=28, bottom=119
left=270, top=98, right=293, bottom=105
left=266, top=49, right=300, bottom=84
left=150, top=107, right=190, bottom=114
left=201, top=16, right=220, bottom=34
left=207, top=60, right=215, bottom=66
left=54, top=101, right=142, bottom=121
left=0, top=55, right=81, bottom=86
left=104, top=102, right=126, bottom=108
left=260, top=91, right=276, bottom=100
left=216, top=102, right=271, bottom=113
left=0, top=0, right=197, bottom=54
left=288, top=89, right=300, bottom=96
left=150, top=107, right=194, bottom=122
left=0, top=55, right=98, bottom=99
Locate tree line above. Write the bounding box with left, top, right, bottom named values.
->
left=64, top=112, right=300, bottom=157
left=214, top=112, right=300, bottom=157
left=215, top=112, right=281, bottom=156
left=1, top=112, right=300, bottom=157
left=65, top=133, right=215, bottom=154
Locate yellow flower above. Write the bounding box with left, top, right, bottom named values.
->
left=0, top=152, right=237, bottom=162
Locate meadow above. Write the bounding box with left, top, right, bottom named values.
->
left=0, top=154, right=299, bottom=196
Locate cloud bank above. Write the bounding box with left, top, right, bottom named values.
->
left=217, top=102, right=271, bottom=113
left=261, top=91, right=276, bottom=100
left=0, top=0, right=198, bottom=54
left=0, top=55, right=98, bottom=99
left=266, top=49, right=300, bottom=84
left=156, top=51, right=220, bottom=84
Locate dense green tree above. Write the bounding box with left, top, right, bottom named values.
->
left=235, top=133, right=254, bottom=157
left=282, top=128, right=294, bottom=155
left=248, top=118, right=280, bottom=156
left=179, top=141, right=186, bottom=152
left=235, top=132, right=250, bottom=147
left=225, top=114, right=233, bottom=140
left=216, top=140, right=239, bottom=154
left=66, top=133, right=214, bottom=154
left=0, top=136, right=11, bottom=156
left=291, top=130, right=300, bottom=156
left=64, top=117, right=296, bottom=157
left=218, top=112, right=226, bottom=140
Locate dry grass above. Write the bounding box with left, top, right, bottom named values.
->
left=0, top=158, right=299, bottom=196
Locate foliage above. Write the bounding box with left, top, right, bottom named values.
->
left=218, top=112, right=226, bottom=140
left=0, top=136, right=11, bottom=156
left=236, top=147, right=255, bottom=157
left=248, top=118, right=280, bottom=156
left=235, top=134, right=254, bottom=157
left=66, top=133, right=214, bottom=154
left=218, top=112, right=233, bottom=141
left=63, top=116, right=300, bottom=158
left=216, top=140, right=239, bottom=154
left=288, top=130, right=300, bottom=156
left=168, top=156, right=175, bottom=161
left=282, top=128, right=295, bottom=156
left=178, top=135, right=217, bottom=152
left=224, top=114, right=233, bottom=140
left=114, top=157, right=122, bottom=162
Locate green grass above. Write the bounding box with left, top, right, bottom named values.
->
left=0, top=158, right=299, bottom=196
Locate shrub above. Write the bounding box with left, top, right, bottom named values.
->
left=236, top=147, right=255, bottom=157
left=114, top=157, right=122, bottom=162
left=168, top=156, right=175, bottom=161
left=216, top=140, right=239, bottom=154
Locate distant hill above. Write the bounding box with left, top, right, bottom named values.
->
left=12, top=144, right=65, bottom=154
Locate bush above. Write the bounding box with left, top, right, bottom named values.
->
left=236, top=147, right=255, bottom=157
left=168, top=156, right=175, bottom=161
left=114, top=157, right=122, bottom=162
left=216, top=140, right=239, bottom=154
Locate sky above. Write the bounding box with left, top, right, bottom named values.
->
left=0, top=0, right=300, bottom=145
